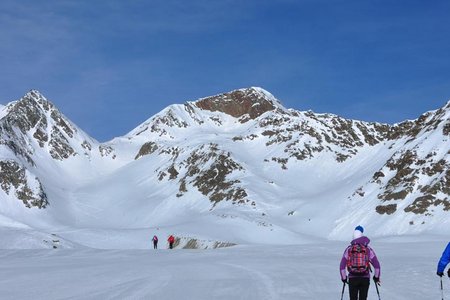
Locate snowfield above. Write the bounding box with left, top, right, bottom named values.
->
left=0, top=236, right=448, bottom=300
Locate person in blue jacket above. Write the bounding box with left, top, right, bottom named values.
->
left=437, top=243, right=450, bottom=277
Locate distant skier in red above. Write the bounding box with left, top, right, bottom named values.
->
left=152, top=235, right=158, bottom=249
left=168, top=235, right=175, bottom=249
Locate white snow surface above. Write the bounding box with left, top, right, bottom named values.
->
left=0, top=236, right=448, bottom=299
left=0, top=104, right=6, bottom=120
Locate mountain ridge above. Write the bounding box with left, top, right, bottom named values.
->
left=0, top=87, right=449, bottom=248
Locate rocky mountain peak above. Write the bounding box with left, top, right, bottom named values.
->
left=5, top=90, right=77, bottom=142
left=194, top=87, right=283, bottom=122
left=0, top=90, right=84, bottom=162
left=6, top=90, right=55, bottom=134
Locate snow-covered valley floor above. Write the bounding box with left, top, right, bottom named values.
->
left=0, top=236, right=449, bottom=300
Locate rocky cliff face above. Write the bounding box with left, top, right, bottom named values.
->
left=0, top=160, right=48, bottom=209
left=194, top=87, right=281, bottom=122
left=155, top=143, right=248, bottom=206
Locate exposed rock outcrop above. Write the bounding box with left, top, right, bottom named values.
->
left=195, top=87, right=279, bottom=122
left=0, top=160, right=48, bottom=208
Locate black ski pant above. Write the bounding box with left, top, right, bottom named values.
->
left=348, top=277, right=370, bottom=300
left=153, top=241, right=158, bottom=249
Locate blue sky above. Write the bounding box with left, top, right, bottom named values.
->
left=1, top=0, right=450, bottom=141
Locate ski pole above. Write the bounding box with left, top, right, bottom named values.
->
left=374, top=278, right=381, bottom=300
left=340, top=281, right=345, bottom=300
left=441, top=277, right=444, bottom=300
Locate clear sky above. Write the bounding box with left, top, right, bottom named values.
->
left=1, top=0, right=450, bottom=142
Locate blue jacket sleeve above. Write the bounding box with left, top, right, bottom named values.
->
left=437, top=243, right=450, bottom=273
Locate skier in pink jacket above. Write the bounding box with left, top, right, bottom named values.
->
left=339, top=226, right=381, bottom=300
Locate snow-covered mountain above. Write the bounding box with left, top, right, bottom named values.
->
left=0, top=88, right=449, bottom=248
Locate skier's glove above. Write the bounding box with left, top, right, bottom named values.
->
left=373, top=276, right=380, bottom=285
left=341, top=278, right=347, bottom=284
left=437, top=271, right=444, bottom=277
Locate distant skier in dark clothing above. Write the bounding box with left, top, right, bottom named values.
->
left=340, top=226, right=381, bottom=300
left=152, top=235, right=158, bottom=249
left=437, top=242, right=450, bottom=277
left=168, top=235, right=175, bottom=249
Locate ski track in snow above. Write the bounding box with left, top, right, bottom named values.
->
left=0, top=237, right=449, bottom=300
left=219, top=262, right=278, bottom=299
